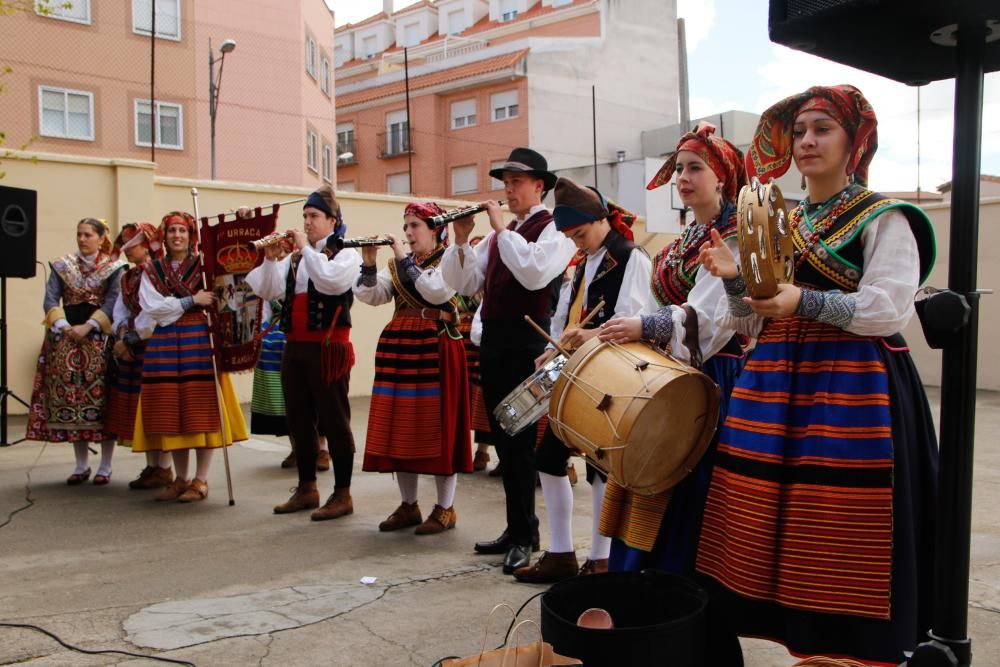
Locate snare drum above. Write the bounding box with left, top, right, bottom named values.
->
left=493, top=353, right=567, bottom=436
left=548, top=337, right=719, bottom=496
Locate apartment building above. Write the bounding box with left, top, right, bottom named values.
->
left=334, top=0, right=678, bottom=198
left=0, top=0, right=335, bottom=187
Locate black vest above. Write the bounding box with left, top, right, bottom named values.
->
left=279, top=247, right=353, bottom=333
left=567, top=230, right=637, bottom=329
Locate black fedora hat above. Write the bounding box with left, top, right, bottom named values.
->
left=489, top=147, right=558, bottom=191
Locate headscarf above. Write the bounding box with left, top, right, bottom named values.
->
left=746, top=84, right=878, bottom=186
left=113, top=222, right=163, bottom=261
left=404, top=201, right=449, bottom=246
left=158, top=211, right=199, bottom=255
left=646, top=122, right=747, bottom=202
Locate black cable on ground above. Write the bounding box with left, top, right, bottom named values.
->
left=0, top=622, right=197, bottom=665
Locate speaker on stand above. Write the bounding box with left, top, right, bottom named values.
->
left=767, top=2, right=998, bottom=665
left=0, top=184, right=37, bottom=447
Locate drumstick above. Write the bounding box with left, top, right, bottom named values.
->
left=578, top=299, right=606, bottom=329
left=523, top=299, right=605, bottom=357
left=524, top=316, right=571, bottom=357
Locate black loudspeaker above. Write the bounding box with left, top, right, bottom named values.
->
left=0, top=185, right=37, bottom=278
left=769, top=0, right=999, bottom=84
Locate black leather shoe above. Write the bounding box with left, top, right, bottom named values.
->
left=474, top=530, right=511, bottom=554
left=502, top=544, right=532, bottom=574
left=475, top=530, right=541, bottom=555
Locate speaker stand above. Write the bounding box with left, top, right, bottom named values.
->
left=903, top=19, right=991, bottom=667
left=1, top=276, right=29, bottom=447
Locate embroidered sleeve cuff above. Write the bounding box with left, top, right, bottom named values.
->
left=795, top=288, right=825, bottom=319
left=641, top=310, right=674, bottom=345
left=90, top=310, right=112, bottom=334
left=818, top=290, right=856, bottom=329
left=723, top=275, right=747, bottom=297
left=180, top=296, right=195, bottom=311
left=397, top=256, right=422, bottom=283
left=358, top=267, right=377, bottom=287
left=723, top=276, right=752, bottom=317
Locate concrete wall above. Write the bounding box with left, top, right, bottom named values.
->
left=527, top=0, right=678, bottom=173
left=1, top=150, right=499, bottom=415
left=902, top=197, right=1000, bottom=391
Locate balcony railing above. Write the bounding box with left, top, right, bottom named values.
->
left=376, top=128, right=413, bottom=159
left=336, top=138, right=357, bottom=165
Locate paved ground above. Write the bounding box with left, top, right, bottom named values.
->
left=1, top=388, right=998, bottom=666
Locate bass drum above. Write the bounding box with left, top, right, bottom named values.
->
left=549, top=337, right=719, bottom=496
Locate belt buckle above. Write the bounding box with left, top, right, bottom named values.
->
left=420, top=307, right=434, bottom=320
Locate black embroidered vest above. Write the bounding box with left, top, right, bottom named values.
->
left=568, top=230, right=638, bottom=328
left=280, top=246, right=353, bottom=333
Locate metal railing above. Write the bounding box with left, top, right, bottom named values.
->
left=376, top=128, right=412, bottom=159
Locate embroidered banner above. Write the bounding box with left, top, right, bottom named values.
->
left=199, top=206, right=278, bottom=372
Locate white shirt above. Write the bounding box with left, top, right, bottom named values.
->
left=439, top=204, right=577, bottom=298
left=550, top=245, right=655, bottom=342
left=245, top=238, right=360, bottom=302
left=353, top=259, right=456, bottom=307
left=655, top=236, right=741, bottom=364
left=717, top=209, right=921, bottom=338
left=137, top=265, right=194, bottom=338
left=112, top=289, right=153, bottom=338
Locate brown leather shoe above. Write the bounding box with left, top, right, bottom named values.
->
left=274, top=483, right=320, bottom=514
left=311, top=487, right=353, bottom=521
left=128, top=466, right=155, bottom=489
left=178, top=478, right=209, bottom=503
left=473, top=450, right=490, bottom=472
left=280, top=450, right=297, bottom=469
left=378, top=501, right=422, bottom=531
left=578, top=558, right=608, bottom=576
left=155, top=477, right=188, bottom=502
left=513, top=551, right=579, bottom=584
left=316, top=449, right=331, bottom=472
left=414, top=505, right=456, bottom=535
left=131, top=466, right=173, bottom=490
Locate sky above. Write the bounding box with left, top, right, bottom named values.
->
left=326, top=0, right=1000, bottom=192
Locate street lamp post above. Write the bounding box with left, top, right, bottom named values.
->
left=209, top=37, right=237, bottom=180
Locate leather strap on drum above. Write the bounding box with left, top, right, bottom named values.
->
left=681, top=305, right=703, bottom=369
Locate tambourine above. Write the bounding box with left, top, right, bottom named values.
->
left=737, top=177, right=793, bottom=299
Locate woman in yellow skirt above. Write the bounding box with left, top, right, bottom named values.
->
left=132, top=212, right=247, bottom=502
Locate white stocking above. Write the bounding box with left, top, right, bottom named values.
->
left=96, top=440, right=115, bottom=477
left=396, top=472, right=419, bottom=504
left=434, top=474, right=457, bottom=509
left=72, top=441, right=89, bottom=474
left=539, top=472, right=574, bottom=553
left=589, top=475, right=611, bottom=560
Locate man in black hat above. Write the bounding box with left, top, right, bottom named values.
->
left=440, top=147, right=577, bottom=574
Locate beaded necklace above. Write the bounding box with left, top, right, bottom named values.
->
left=663, top=207, right=725, bottom=268
left=793, top=185, right=854, bottom=270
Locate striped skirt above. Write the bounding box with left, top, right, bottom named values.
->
left=694, top=316, right=937, bottom=665
left=140, top=311, right=222, bottom=435
left=105, top=341, right=146, bottom=444
left=602, top=351, right=743, bottom=568
left=363, top=315, right=473, bottom=475
left=458, top=320, right=493, bottom=443
left=250, top=324, right=288, bottom=436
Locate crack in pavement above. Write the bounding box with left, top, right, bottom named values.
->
left=123, top=564, right=496, bottom=652
left=352, top=614, right=420, bottom=667
left=255, top=633, right=275, bottom=667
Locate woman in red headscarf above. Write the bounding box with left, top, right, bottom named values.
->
left=27, top=218, right=126, bottom=484
left=131, top=212, right=248, bottom=503
left=104, top=222, right=175, bottom=490
left=595, top=122, right=748, bottom=578
left=354, top=202, right=473, bottom=536
left=697, top=85, right=938, bottom=665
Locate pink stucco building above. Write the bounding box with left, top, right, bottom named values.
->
left=0, top=0, right=336, bottom=187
